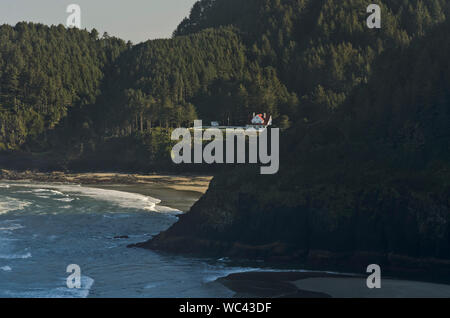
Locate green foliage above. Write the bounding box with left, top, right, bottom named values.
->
left=175, top=0, right=449, bottom=121
left=0, top=23, right=126, bottom=149
left=0, top=0, right=449, bottom=179
left=3, top=0, right=448, bottom=156
left=101, top=28, right=248, bottom=131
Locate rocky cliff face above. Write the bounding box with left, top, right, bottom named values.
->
left=135, top=164, right=450, bottom=280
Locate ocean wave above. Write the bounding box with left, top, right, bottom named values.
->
left=13, top=190, right=34, bottom=194
left=32, top=189, right=64, bottom=196
left=144, top=282, right=164, bottom=289
left=0, top=196, right=31, bottom=215
left=103, top=214, right=131, bottom=219
left=0, top=219, right=24, bottom=231
left=202, top=266, right=261, bottom=283
left=0, top=266, right=12, bottom=272
left=34, top=195, right=51, bottom=199
left=4, top=276, right=94, bottom=298
left=5, top=183, right=181, bottom=214
left=54, top=197, right=74, bottom=202
left=0, top=252, right=32, bottom=259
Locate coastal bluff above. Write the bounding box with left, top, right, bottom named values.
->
left=133, top=167, right=450, bottom=282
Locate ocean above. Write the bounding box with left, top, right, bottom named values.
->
left=0, top=181, right=256, bottom=298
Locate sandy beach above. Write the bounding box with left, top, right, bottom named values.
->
left=0, top=170, right=212, bottom=193
left=0, top=170, right=213, bottom=212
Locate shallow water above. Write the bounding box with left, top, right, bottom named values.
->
left=0, top=181, right=256, bottom=298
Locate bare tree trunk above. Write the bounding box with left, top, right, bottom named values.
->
left=135, top=115, right=138, bottom=133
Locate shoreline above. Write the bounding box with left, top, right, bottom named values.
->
left=217, top=270, right=450, bottom=298
left=3, top=170, right=450, bottom=297
left=0, top=170, right=213, bottom=213
left=0, top=170, right=213, bottom=192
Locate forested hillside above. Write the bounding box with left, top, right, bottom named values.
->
left=1, top=0, right=449, bottom=171
left=98, top=27, right=295, bottom=133
left=0, top=24, right=297, bottom=170
left=0, top=0, right=449, bottom=275
left=175, top=0, right=449, bottom=120
left=0, top=23, right=126, bottom=150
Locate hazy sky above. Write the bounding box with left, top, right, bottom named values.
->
left=0, top=0, right=198, bottom=43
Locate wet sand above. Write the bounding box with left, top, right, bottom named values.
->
left=217, top=271, right=450, bottom=298
left=217, top=272, right=340, bottom=298
left=292, top=276, right=450, bottom=298
left=92, top=183, right=205, bottom=213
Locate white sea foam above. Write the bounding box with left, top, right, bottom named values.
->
left=202, top=266, right=261, bottom=283
left=4, top=276, right=94, bottom=298
left=35, top=195, right=51, bottom=199
left=32, top=189, right=64, bottom=196
left=0, top=252, right=31, bottom=259
left=144, top=282, right=163, bottom=289
left=51, top=276, right=95, bottom=298
left=0, top=220, right=24, bottom=231
left=103, top=214, right=131, bottom=219
left=55, top=197, right=74, bottom=202
left=0, top=266, right=12, bottom=271
left=0, top=197, right=31, bottom=215
left=32, top=189, right=66, bottom=200
left=5, top=183, right=181, bottom=214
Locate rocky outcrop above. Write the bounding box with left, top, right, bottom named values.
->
left=133, top=170, right=450, bottom=281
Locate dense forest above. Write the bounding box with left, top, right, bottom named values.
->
left=2, top=0, right=449, bottom=170
left=1, top=0, right=449, bottom=274
left=0, top=24, right=127, bottom=151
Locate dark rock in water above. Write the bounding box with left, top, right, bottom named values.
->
left=114, top=235, right=129, bottom=239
